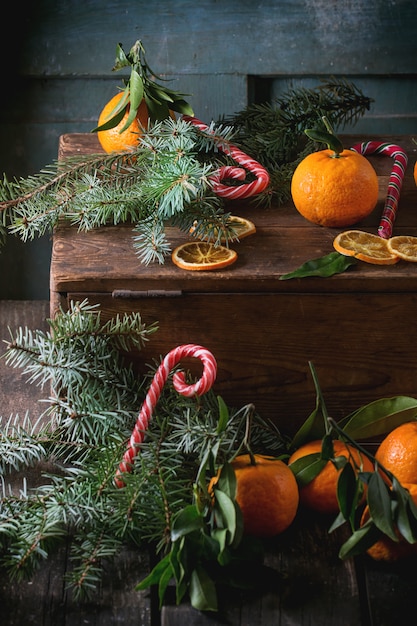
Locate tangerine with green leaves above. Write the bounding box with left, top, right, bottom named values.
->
left=375, top=421, right=417, bottom=485
left=291, top=120, right=379, bottom=227
left=211, top=454, right=299, bottom=537
left=288, top=439, right=374, bottom=515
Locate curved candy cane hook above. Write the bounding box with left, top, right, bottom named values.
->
left=183, top=115, right=270, bottom=199
left=115, top=344, right=217, bottom=488
left=350, top=141, right=408, bottom=239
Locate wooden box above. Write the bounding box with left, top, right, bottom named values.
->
left=50, top=134, right=417, bottom=434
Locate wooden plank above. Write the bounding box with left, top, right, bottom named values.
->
left=15, top=1, right=417, bottom=76
left=0, top=301, right=49, bottom=418
left=0, top=545, right=152, bottom=626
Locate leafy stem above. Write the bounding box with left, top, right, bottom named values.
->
left=305, top=115, right=344, bottom=156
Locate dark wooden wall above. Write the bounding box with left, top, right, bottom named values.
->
left=0, top=0, right=416, bottom=299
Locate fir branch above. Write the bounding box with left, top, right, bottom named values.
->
left=0, top=299, right=287, bottom=597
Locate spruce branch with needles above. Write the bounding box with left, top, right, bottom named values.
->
left=0, top=78, right=372, bottom=263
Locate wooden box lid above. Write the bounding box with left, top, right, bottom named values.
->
left=51, top=134, right=417, bottom=296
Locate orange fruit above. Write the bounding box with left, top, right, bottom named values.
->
left=211, top=454, right=299, bottom=537
left=387, top=236, right=417, bottom=262
left=414, top=161, right=417, bottom=187
left=97, top=92, right=175, bottom=153
left=333, top=230, right=399, bottom=265
left=288, top=439, right=374, bottom=515
left=171, top=241, right=237, bottom=271
left=361, top=482, right=417, bottom=561
left=375, top=421, right=417, bottom=484
left=291, top=149, right=379, bottom=227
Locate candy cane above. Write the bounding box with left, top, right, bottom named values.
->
left=115, top=344, right=217, bottom=488
left=183, top=115, right=270, bottom=199
left=350, top=141, right=408, bottom=239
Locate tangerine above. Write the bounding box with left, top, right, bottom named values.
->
left=291, top=149, right=379, bottom=228
left=361, top=482, right=417, bottom=561
left=288, top=439, right=374, bottom=515
left=375, top=421, right=417, bottom=485
left=212, top=454, right=299, bottom=537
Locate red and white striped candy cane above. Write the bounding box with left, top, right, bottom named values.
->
left=350, top=141, right=408, bottom=239
left=115, top=344, right=217, bottom=488
left=183, top=115, right=270, bottom=199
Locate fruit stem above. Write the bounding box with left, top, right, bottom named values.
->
left=327, top=417, right=395, bottom=482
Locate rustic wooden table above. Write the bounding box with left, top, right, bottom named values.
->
left=2, top=133, right=417, bottom=624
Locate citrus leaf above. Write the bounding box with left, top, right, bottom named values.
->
left=158, top=560, right=176, bottom=608
left=337, top=462, right=358, bottom=521
left=171, top=504, right=204, bottom=541
left=91, top=105, right=127, bottom=133
left=305, top=128, right=344, bottom=154
left=170, top=98, right=195, bottom=116
left=280, top=251, right=357, bottom=280
left=112, top=42, right=130, bottom=71
left=136, top=553, right=171, bottom=590
left=119, top=70, right=144, bottom=133
left=128, top=68, right=144, bottom=112
left=217, top=395, right=229, bottom=434
left=392, top=479, right=417, bottom=543
left=289, top=452, right=327, bottom=486
left=367, top=472, right=398, bottom=541
left=339, top=396, right=417, bottom=439
left=338, top=520, right=381, bottom=559
left=215, top=462, right=237, bottom=499
left=189, top=566, right=218, bottom=612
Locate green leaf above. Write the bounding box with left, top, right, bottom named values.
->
left=289, top=452, right=327, bottom=486
left=304, top=128, right=344, bottom=154
left=339, top=520, right=382, bottom=559
left=171, top=505, right=204, bottom=542
left=367, top=472, right=398, bottom=541
left=217, top=395, right=229, bottom=434
left=112, top=42, right=130, bottom=71
left=170, top=98, right=195, bottom=116
left=189, top=566, right=218, bottom=612
left=90, top=104, right=127, bottom=133
left=215, top=462, right=237, bottom=499
left=135, top=553, right=171, bottom=590
left=158, top=560, right=176, bottom=608
left=339, top=396, right=417, bottom=440
left=279, top=252, right=357, bottom=280
left=337, top=462, right=359, bottom=522
left=213, top=489, right=242, bottom=546
left=392, top=479, right=417, bottom=543
left=119, top=70, right=144, bottom=133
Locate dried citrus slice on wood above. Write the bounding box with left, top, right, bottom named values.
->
left=387, top=236, right=417, bottom=262
left=333, top=230, right=399, bottom=265
left=190, top=215, right=256, bottom=242
left=172, top=241, right=237, bottom=271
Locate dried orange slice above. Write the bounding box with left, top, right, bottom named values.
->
left=190, top=215, right=256, bottom=242
left=387, top=236, right=417, bottom=262
left=333, top=230, right=399, bottom=265
left=172, top=241, right=237, bottom=271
